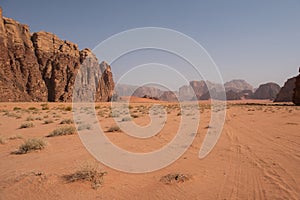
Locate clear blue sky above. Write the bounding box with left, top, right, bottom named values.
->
left=1, top=0, right=300, bottom=88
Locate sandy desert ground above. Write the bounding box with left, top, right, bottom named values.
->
left=0, top=99, right=299, bottom=200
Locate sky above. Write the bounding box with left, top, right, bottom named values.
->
left=1, top=0, right=300, bottom=89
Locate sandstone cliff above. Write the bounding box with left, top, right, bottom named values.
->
left=252, top=82, right=280, bottom=100
left=274, top=77, right=296, bottom=102
left=292, top=68, right=300, bottom=105
left=0, top=8, right=114, bottom=102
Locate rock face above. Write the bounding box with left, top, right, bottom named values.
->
left=159, top=91, right=178, bottom=102
left=95, top=61, right=115, bottom=102
left=224, top=79, right=253, bottom=92
left=115, top=84, right=138, bottom=97
left=252, top=82, right=280, bottom=100
left=274, top=77, right=296, bottom=102
left=293, top=68, right=300, bottom=105
left=0, top=9, right=48, bottom=101
left=132, top=86, right=163, bottom=99
left=0, top=8, right=114, bottom=102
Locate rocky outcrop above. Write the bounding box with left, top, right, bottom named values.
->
left=199, top=89, right=239, bottom=100
left=132, top=86, right=163, bottom=99
left=95, top=61, right=115, bottom=102
left=0, top=9, right=48, bottom=101
left=115, top=84, right=138, bottom=97
left=159, top=91, right=178, bottom=102
left=0, top=8, right=114, bottom=102
left=224, top=79, right=253, bottom=92
left=293, top=68, right=300, bottom=105
left=252, top=82, right=280, bottom=100
left=274, top=77, right=296, bottom=102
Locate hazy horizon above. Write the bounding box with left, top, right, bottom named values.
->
left=2, top=0, right=300, bottom=88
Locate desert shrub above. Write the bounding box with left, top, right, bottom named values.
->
left=110, top=112, right=120, bottom=118
left=47, top=126, right=76, bottom=137
left=8, top=134, right=23, bottom=140
left=160, top=173, right=190, bottom=184
left=78, top=124, right=92, bottom=131
left=44, top=119, right=54, bottom=124
left=60, top=119, right=74, bottom=124
left=122, top=117, right=131, bottom=122
left=14, top=138, right=46, bottom=154
left=107, top=125, right=120, bottom=132
left=26, top=115, right=35, bottom=121
left=28, top=107, right=38, bottom=111
left=63, top=162, right=106, bottom=189
left=65, top=106, right=72, bottom=111
left=13, top=107, right=22, bottom=111
left=131, top=114, right=139, bottom=118
left=41, top=103, right=49, bottom=110
left=35, top=116, right=42, bottom=120
left=20, top=122, right=34, bottom=129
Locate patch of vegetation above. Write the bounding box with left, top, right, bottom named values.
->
left=63, top=162, right=106, bottom=189
left=64, top=106, right=72, bottom=111
left=13, top=138, right=46, bottom=154
left=20, top=122, right=34, bottom=129
left=60, top=119, right=74, bottom=124
left=47, top=126, right=76, bottom=137
left=28, top=107, right=38, bottom=111
left=13, top=107, right=22, bottom=111
left=160, top=173, right=190, bottom=184
left=107, top=125, right=121, bottom=132
left=41, top=103, right=49, bottom=110
left=8, top=134, right=23, bottom=140
left=122, top=116, right=131, bottom=122
left=44, top=119, right=54, bottom=124
left=26, top=115, right=35, bottom=121
left=78, top=124, right=92, bottom=131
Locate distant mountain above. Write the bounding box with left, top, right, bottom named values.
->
left=115, top=84, right=138, bottom=97
left=159, top=91, right=178, bottom=102
left=252, top=82, right=280, bottom=100
left=179, top=80, right=223, bottom=101
left=274, top=77, right=296, bottom=102
left=224, top=79, right=253, bottom=92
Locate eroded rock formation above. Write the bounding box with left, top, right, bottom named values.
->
left=0, top=8, right=114, bottom=102
left=292, top=68, right=300, bottom=105
left=252, top=82, right=280, bottom=100
left=274, top=77, right=296, bottom=102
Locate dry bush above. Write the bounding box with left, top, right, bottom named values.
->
left=8, top=134, right=23, bottom=140
left=60, top=119, right=74, bottom=124
left=122, top=116, right=131, bottom=121
left=20, top=122, right=34, bottom=129
left=26, top=115, right=35, bottom=121
left=78, top=124, right=92, bottom=131
left=41, top=103, right=49, bottom=110
left=107, top=125, right=120, bottom=132
left=47, top=126, right=76, bottom=137
left=13, top=138, right=46, bottom=154
left=63, top=162, right=106, bottom=189
left=44, top=119, right=54, bottom=124
left=160, top=173, right=190, bottom=184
